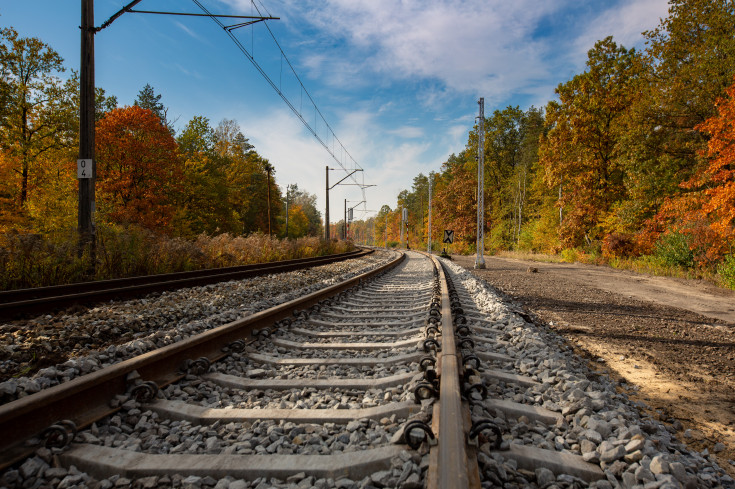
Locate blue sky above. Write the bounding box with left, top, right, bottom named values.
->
left=2, top=0, right=670, bottom=222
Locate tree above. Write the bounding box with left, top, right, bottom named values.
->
left=621, top=0, right=735, bottom=229
left=539, top=37, right=639, bottom=247
left=235, top=152, right=282, bottom=236
left=694, top=79, right=735, bottom=255
left=134, top=83, right=172, bottom=131
left=214, top=118, right=253, bottom=159
left=96, top=106, right=181, bottom=230
left=0, top=27, right=69, bottom=207
left=646, top=77, right=735, bottom=264
left=433, top=152, right=477, bottom=248
left=279, top=184, right=321, bottom=238
left=174, top=116, right=234, bottom=235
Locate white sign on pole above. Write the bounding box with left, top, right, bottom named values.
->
left=77, top=159, right=93, bottom=179
left=402, top=208, right=408, bottom=221
left=443, top=230, right=454, bottom=244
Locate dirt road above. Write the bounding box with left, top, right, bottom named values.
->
left=451, top=254, right=735, bottom=477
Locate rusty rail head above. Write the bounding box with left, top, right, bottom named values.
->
left=0, top=251, right=404, bottom=470
left=424, top=253, right=478, bottom=489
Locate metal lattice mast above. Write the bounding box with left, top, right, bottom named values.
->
left=400, top=209, right=405, bottom=246
left=475, top=98, right=486, bottom=269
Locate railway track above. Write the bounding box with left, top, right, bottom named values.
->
left=0, top=248, right=371, bottom=320
left=1, top=251, right=731, bottom=488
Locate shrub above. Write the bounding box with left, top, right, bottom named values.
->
left=560, top=248, right=582, bottom=263
left=718, top=254, right=735, bottom=290
left=654, top=232, right=694, bottom=268
left=0, top=228, right=355, bottom=291
left=602, top=232, right=636, bottom=259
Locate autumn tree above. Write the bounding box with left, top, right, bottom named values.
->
left=96, top=106, right=181, bottom=230
left=0, top=27, right=71, bottom=208
left=621, top=0, right=735, bottom=229
left=647, top=77, right=735, bottom=265
left=24, top=72, right=117, bottom=233
left=539, top=37, right=639, bottom=247
left=280, top=184, right=321, bottom=238
left=396, top=173, right=430, bottom=247
left=511, top=107, right=545, bottom=247
left=375, top=204, right=392, bottom=245
left=433, top=152, right=477, bottom=249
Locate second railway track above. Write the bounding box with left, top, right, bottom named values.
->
left=1, top=251, right=732, bottom=489
left=0, top=248, right=372, bottom=320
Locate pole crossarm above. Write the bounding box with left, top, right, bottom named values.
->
left=94, top=0, right=143, bottom=32
left=95, top=2, right=278, bottom=32
left=347, top=200, right=366, bottom=211
left=329, top=169, right=362, bottom=190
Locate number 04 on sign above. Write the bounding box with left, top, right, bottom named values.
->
left=77, top=159, right=93, bottom=179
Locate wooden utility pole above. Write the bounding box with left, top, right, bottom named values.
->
left=265, top=164, right=272, bottom=236
left=78, top=0, right=96, bottom=260
left=325, top=166, right=330, bottom=241
left=285, top=184, right=290, bottom=239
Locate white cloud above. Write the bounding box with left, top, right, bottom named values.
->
left=276, top=0, right=564, bottom=102
left=572, top=0, right=669, bottom=61
left=236, top=105, right=457, bottom=218
left=217, top=0, right=672, bottom=213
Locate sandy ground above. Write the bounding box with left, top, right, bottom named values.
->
left=451, top=254, right=735, bottom=478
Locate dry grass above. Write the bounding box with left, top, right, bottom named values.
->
left=495, top=249, right=732, bottom=289
left=0, top=226, right=353, bottom=291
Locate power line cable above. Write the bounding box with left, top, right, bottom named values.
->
left=190, top=0, right=369, bottom=205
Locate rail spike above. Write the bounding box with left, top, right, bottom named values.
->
left=413, top=381, right=438, bottom=403
left=183, top=356, right=211, bottom=375
left=40, top=419, right=77, bottom=449
left=467, top=419, right=503, bottom=450
left=402, top=420, right=437, bottom=449
left=129, top=380, right=159, bottom=403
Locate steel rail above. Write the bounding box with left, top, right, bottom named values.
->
left=425, top=253, right=479, bottom=489
left=0, top=248, right=370, bottom=319
left=0, top=251, right=404, bottom=470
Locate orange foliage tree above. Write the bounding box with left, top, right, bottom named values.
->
left=433, top=152, right=477, bottom=249
left=641, top=78, right=735, bottom=265
left=695, top=80, right=735, bottom=255
left=95, top=106, right=181, bottom=230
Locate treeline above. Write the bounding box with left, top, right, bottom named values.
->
left=0, top=26, right=322, bottom=240
left=362, top=0, right=735, bottom=286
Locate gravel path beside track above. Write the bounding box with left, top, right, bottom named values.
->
left=451, top=253, right=735, bottom=481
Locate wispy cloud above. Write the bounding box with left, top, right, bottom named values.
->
left=174, top=21, right=205, bottom=42
left=572, top=0, right=669, bottom=61
left=388, top=126, right=424, bottom=138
